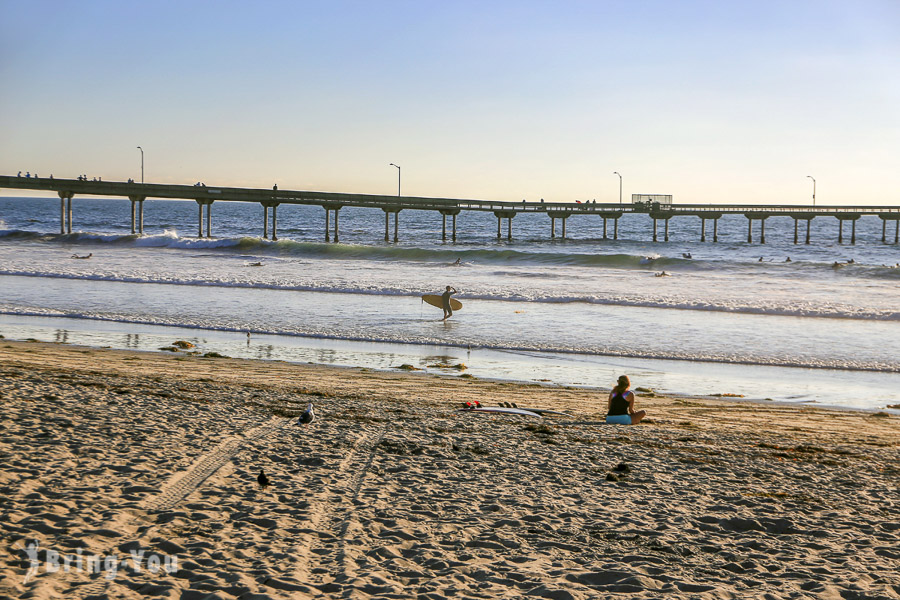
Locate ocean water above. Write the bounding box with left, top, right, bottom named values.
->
left=1, top=195, right=898, bottom=411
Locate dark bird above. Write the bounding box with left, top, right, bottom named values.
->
left=297, top=402, right=315, bottom=425
left=257, top=470, right=270, bottom=489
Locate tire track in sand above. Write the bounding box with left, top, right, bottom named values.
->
left=72, top=416, right=290, bottom=598
left=141, top=416, right=290, bottom=512
left=293, top=421, right=389, bottom=587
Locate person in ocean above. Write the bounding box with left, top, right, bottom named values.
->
left=441, top=285, right=458, bottom=320
left=605, top=375, right=646, bottom=425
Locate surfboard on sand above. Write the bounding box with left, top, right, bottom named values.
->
left=516, top=408, right=573, bottom=417
left=458, top=406, right=541, bottom=418
left=422, top=294, right=462, bottom=311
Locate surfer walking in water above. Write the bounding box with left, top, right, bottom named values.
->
left=441, top=286, right=458, bottom=320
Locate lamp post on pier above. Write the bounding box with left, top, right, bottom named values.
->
left=137, top=146, right=144, bottom=183
left=807, top=175, right=816, bottom=206
left=389, top=163, right=401, bottom=197
left=613, top=171, right=622, bottom=204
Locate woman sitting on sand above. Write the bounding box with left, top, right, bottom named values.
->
left=606, top=375, right=646, bottom=425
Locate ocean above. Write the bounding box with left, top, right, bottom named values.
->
left=1, top=195, right=898, bottom=412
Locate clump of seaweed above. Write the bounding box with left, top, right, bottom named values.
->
left=428, top=362, right=467, bottom=370
left=172, top=340, right=195, bottom=349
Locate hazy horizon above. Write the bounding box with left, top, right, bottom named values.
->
left=2, top=0, right=898, bottom=206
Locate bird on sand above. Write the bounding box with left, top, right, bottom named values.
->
left=296, top=403, right=315, bottom=425
left=257, top=470, right=270, bottom=489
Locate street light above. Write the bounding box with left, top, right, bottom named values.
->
left=613, top=171, right=622, bottom=204
left=806, top=175, right=816, bottom=206
left=389, top=163, right=401, bottom=197
left=137, top=146, right=144, bottom=183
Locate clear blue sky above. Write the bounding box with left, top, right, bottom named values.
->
left=2, top=0, right=898, bottom=204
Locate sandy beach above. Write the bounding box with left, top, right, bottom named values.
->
left=1, top=340, right=898, bottom=600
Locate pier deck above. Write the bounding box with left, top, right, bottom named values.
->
left=2, top=175, right=898, bottom=244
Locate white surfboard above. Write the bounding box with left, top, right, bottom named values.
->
left=457, top=406, right=541, bottom=418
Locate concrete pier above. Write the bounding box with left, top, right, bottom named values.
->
left=3, top=176, right=899, bottom=247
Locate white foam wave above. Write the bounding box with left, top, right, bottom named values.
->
left=0, top=269, right=896, bottom=321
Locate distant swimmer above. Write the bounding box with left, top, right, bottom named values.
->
left=682, top=253, right=692, bottom=259
left=785, top=257, right=792, bottom=262
left=654, top=271, right=670, bottom=277
left=832, top=261, right=844, bottom=269
left=847, top=258, right=855, bottom=264
left=71, top=253, right=92, bottom=259
left=452, top=258, right=461, bottom=266
left=759, top=257, right=764, bottom=262
left=248, top=262, right=263, bottom=267
left=441, top=285, right=458, bottom=320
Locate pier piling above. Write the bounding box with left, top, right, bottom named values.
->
left=271, top=204, right=278, bottom=241
left=58, top=191, right=74, bottom=234
left=128, top=196, right=145, bottom=235
left=382, top=208, right=400, bottom=242
left=438, top=209, right=460, bottom=243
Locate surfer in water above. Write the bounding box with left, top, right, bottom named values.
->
left=605, top=375, right=646, bottom=425
left=441, top=286, right=458, bottom=320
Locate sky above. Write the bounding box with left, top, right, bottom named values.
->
left=1, top=0, right=899, bottom=205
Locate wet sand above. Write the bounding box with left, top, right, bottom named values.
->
left=1, top=340, right=898, bottom=599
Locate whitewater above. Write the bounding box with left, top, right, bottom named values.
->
left=1, top=196, right=898, bottom=411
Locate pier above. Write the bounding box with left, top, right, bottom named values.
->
left=2, top=175, right=898, bottom=244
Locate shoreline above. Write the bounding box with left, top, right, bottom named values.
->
left=2, top=313, right=899, bottom=414
left=2, top=340, right=899, bottom=599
